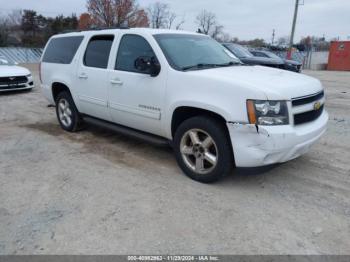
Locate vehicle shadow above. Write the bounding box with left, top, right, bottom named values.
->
left=0, top=89, right=33, bottom=96
left=84, top=123, right=284, bottom=183
left=22, top=119, right=284, bottom=184
left=220, top=163, right=285, bottom=186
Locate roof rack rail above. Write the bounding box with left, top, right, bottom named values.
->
left=61, top=25, right=130, bottom=34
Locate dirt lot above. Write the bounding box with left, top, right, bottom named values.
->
left=0, top=65, right=349, bottom=255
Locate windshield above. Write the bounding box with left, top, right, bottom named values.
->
left=224, top=43, right=253, bottom=58
left=264, top=51, right=283, bottom=60
left=154, top=34, right=240, bottom=71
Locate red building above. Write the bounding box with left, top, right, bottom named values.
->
left=328, top=41, right=350, bottom=71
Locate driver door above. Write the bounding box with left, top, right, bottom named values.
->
left=107, top=34, right=166, bottom=136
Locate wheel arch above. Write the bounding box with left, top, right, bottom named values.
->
left=51, top=82, right=72, bottom=102
left=170, top=105, right=230, bottom=138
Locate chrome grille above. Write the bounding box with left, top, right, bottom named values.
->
left=0, top=76, right=28, bottom=85
left=292, top=91, right=324, bottom=106
left=292, top=91, right=325, bottom=125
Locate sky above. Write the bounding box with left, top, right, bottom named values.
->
left=0, top=0, right=349, bottom=42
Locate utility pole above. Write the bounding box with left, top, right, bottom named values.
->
left=287, top=0, right=300, bottom=59
left=272, top=29, right=275, bottom=46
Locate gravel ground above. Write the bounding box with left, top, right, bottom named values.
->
left=0, top=66, right=349, bottom=255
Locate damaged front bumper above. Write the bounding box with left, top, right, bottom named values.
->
left=227, top=110, right=329, bottom=167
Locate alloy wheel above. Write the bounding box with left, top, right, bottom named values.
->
left=57, top=98, right=72, bottom=127
left=180, top=128, right=218, bottom=175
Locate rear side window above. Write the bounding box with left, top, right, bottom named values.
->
left=84, top=35, right=114, bottom=69
left=42, top=36, right=84, bottom=64
left=116, top=34, right=156, bottom=73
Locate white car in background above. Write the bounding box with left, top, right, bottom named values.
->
left=0, top=57, right=34, bottom=92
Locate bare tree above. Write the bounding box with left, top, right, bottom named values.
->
left=175, top=14, right=185, bottom=30
left=277, top=36, right=290, bottom=46
left=7, top=9, right=22, bottom=27
left=147, top=2, right=184, bottom=30
left=232, top=37, right=239, bottom=43
left=87, top=0, right=114, bottom=27
left=217, top=32, right=232, bottom=43
left=210, top=25, right=223, bottom=40
left=0, top=17, right=10, bottom=46
left=148, top=2, right=169, bottom=29
left=166, top=12, right=176, bottom=29
left=86, top=0, right=149, bottom=28
left=195, top=9, right=217, bottom=35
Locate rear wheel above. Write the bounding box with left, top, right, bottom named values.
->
left=174, top=116, right=234, bottom=183
left=55, top=91, right=83, bottom=132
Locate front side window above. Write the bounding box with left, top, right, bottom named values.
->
left=116, top=34, right=157, bottom=74
left=154, top=34, right=240, bottom=71
left=84, top=35, right=114, bottom=69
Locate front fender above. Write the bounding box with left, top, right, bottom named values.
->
left=163, top=101, right=232, bottom=139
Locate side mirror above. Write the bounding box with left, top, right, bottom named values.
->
left=134, top=56, right=151, bottom=72
left=134, top=56, right=161, bottom=77
left=150, top=57, right=161, bottom=77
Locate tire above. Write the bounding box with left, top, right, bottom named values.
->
left=174, top=116, right=234, bottom=183
left=55, top=91, right=83, bottom=132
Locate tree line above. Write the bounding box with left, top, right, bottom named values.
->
left=0, top=0, right=332, bottom=50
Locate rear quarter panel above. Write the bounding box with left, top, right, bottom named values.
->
left=41, top=35, right=86, bottom=108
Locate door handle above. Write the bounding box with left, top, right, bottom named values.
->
left=78, top=73, right=88, bottom=79
left=110, top=79, right=123, bottom=85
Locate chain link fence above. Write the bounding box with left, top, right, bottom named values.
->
left=0, top=47, right=43, bottom=64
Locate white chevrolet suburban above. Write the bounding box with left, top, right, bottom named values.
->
left=41, top=28, right=328, bottom=183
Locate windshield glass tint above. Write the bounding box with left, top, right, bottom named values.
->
left=265, top=51, right=283, bottom=60
left=225, top=43, right=253, bottom=58
left=154, top=34, right=239, bottom=70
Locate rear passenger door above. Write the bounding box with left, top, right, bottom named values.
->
left=76, top=35, right=114, bottom=121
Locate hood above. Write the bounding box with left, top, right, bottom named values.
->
left=189, top=65, right=323, bottom=100
left=241, top=56, right=284, bottom=66
left=0, top=65, right=31, bottom=77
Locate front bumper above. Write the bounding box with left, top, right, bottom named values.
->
left=0, top=76, right=34, bottom=92
left=284, top=64, right=302, bottom=73
left=227, top=110, right=328, bottom=167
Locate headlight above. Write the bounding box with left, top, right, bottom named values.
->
left=26, top=74, right=32, bottom=77
left=247, top=100, right=289, bottom=125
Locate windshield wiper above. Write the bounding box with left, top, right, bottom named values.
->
left=217, top=61, right=241, bottom=67
left=182, top=63, right=217, bottom=71
left=182, top=61, right=240, bottom=71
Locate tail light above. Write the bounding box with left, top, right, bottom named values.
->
left=39, top=62, right=42, bottom=84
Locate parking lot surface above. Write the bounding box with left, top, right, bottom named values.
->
left=0, top=66, right=349, bottom=254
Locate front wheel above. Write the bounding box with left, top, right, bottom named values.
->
left=174, top=116, right=234, bottom=183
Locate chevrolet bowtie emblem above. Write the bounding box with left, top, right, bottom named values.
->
left=9, top=77, right=15, bottom=81
left=314, top=101, right=321, bottom=111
